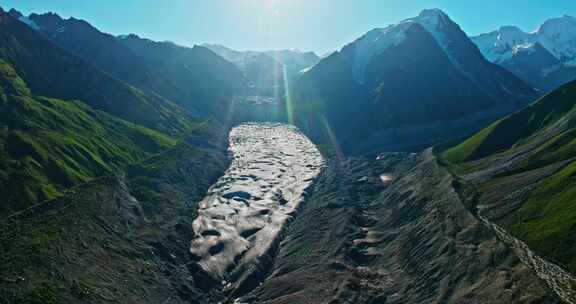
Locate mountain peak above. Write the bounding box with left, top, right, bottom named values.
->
left=539, top=14, right=576, bottom=34
left=499, top=25, right=525, bottom=33
left=418, top=8, right=448, bottom=19
left=414, top=8, right=451, bottom=29
left=8, top=8, right=23, bottom=19
left=347, top=8, right=469, bottom=84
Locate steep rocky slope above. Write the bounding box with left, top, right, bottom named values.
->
left=238, top=151, right=560, bottom=303
left=117, top=35, right=247, bottom=119
left=0, top=132, right=230, bottom=304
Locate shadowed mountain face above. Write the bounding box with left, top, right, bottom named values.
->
left=0, top=10, right=195, bottom=135
left=0, top=9, right=210, bottom=216
left=296, top=9, right=536, bottom=155
left=8, top=9, right=247, bottom=120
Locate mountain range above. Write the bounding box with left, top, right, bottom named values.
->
left=8, top=9, right=247, bottom=119
left=472, top=15, right=576, bottom=92
left=203, top=44, right=320, bottom=100
left=0, top=7, right=214, bottom=216
left=296, top=9, right=536, bottom=154
left=2, top=4, right=576, bottom=304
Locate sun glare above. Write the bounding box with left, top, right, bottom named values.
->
left=237, top=0, right=303, bottom=21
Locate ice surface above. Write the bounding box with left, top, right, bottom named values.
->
left=190, top=123, right=324, bottom=278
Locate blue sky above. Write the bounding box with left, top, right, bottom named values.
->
left=2, top=0, right=574, bottom=54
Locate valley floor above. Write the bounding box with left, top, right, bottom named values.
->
left=1, top=122, right=573, bottom=303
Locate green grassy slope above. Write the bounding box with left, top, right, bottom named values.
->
left=0, top=10, right=197, bottom=136
left=0, top=9, right=216, bottom=217
left=0, top=138, right=229, bottom=304
left=509, top=161, right=576, bottom=271
left=442, top=79, right=576, bottom=273
left=0, top=59, right=185, bottom=216
left=444, top=80, right=576, bottom=163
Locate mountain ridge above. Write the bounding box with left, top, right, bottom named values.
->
left=295, top=8, right=536, bottom=154
left=472, top=15, right=576, bottom=91
left=8, top=8, right=248, bottom=120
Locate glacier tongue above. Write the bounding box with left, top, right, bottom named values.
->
left=190, top=123, right=324, bottom=284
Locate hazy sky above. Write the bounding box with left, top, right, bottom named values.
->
left=2, top=0, right=574, bottom=54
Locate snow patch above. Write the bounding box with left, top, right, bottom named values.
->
left=18, top=16, right=40, bottom=30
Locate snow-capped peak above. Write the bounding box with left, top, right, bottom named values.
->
left=537, top=15, right=576, bottom=65
left=498, top=26, right=530, bottom=44
left=349, top=24, right=411, bottom=83
left=411, top=9, right=448, bottom=37
left=538, top=15, right=576, bottom=35
left=417, top=8, right=448, bottom=25
left=473, top=14, right=576, bottom=67
left=408, top=9, right=456, bottom=63
left=348, top=8, right=463, bottom=84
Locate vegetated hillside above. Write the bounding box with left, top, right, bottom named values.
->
left=0, top=133, right=230, bottom=304
left=0, top=58, right=185, bottom=216
left=295, top=9, right=536, bottom=155
left=443, top=79, right=576, bottom=273
left=0, top=134, right=561, bottom=303
left=9, top=9, right=247, bottom=120
left=0, top=9, right=196, bottom=136
left=0, top=9, right=211, bottom=217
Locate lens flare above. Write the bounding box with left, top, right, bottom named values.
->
left=283, top=65, right=294, bottom=125
left=319, top=113, right=344, bottom=164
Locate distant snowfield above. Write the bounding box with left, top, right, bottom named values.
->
left=190, top=123, right=324, bottom=280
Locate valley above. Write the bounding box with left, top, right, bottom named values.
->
left=2, top=3, right=576, bottom=304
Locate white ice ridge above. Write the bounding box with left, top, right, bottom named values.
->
left=190, top=123, right=324, bottom=278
